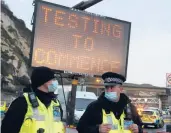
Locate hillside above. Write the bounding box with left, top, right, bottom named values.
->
left=1, top=1, right=32, bottom=94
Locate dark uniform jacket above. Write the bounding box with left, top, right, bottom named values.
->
left=1, top=89, right=63, bottom=133
left=76, top=92, right=143, bottom=133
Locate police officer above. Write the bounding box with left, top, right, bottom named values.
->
left=1, top=66, right=65, bottom=133
left=76, top=72, right=143, bottom=133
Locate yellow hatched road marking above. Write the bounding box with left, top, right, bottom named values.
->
left=164, top=119, right=171, bottom=123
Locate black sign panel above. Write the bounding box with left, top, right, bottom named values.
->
left=31, top=0, right=131, bottom=77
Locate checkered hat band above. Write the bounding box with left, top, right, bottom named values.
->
left=104, top=77, right=123, bottom=84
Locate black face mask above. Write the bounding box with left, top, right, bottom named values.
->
left=34, top=89, right=57, bottom=99
left=33, top=89, right=57, bottom=106
left=48, top=92, right=57, bottom=99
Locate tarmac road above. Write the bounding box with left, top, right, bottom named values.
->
left=144, top=124, right=168, bottom=133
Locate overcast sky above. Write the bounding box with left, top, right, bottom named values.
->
left=4, top=0, right=171, bottom=87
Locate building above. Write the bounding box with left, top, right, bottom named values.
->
left=85, top=83, right=169, bottom=109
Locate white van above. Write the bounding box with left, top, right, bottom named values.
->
left=56, top=86, right=97, bottom=122
left=74, top=91, right=97, bottom=122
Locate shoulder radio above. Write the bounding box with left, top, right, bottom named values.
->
left=28, top=91, right=39, bottom=108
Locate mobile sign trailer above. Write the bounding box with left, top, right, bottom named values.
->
left=30, top=0, right=131, bottom=126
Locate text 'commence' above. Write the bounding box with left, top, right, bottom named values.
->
left=33, top=48, right=121, bottom=73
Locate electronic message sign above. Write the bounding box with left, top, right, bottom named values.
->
left=31, top=0, right=131, bottom=77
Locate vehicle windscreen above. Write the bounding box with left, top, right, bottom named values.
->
left=142, top=111, right=154, bottom=115
left=75, top=98, right=96, bottom=110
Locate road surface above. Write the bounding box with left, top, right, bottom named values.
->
left=144, top=124, right=168, bottom=133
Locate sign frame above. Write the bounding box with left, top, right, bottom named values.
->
left=29, top=0, right=131, bottom=78
left=166, top=73, right=171, bottom=88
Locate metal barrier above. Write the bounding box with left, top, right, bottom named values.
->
left=130, top=97, right=159, bottom=104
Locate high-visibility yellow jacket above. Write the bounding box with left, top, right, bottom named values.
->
left=0, top=101, right=6, bottom=112
left=102, top=109, right=132, bottom=133
left=19, top=93, right=65, bottom=133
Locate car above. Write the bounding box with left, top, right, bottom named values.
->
left=162, top=109, right=170, bottom=115
left=169, top=106, right=171, bottom=114
left=56, top=85, right=98, bottom=125
left=141, top=109, right=164, bottom=128
left=74, top=91, right=97, bottom=124
left=162, top=110, right=167, bottom=115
